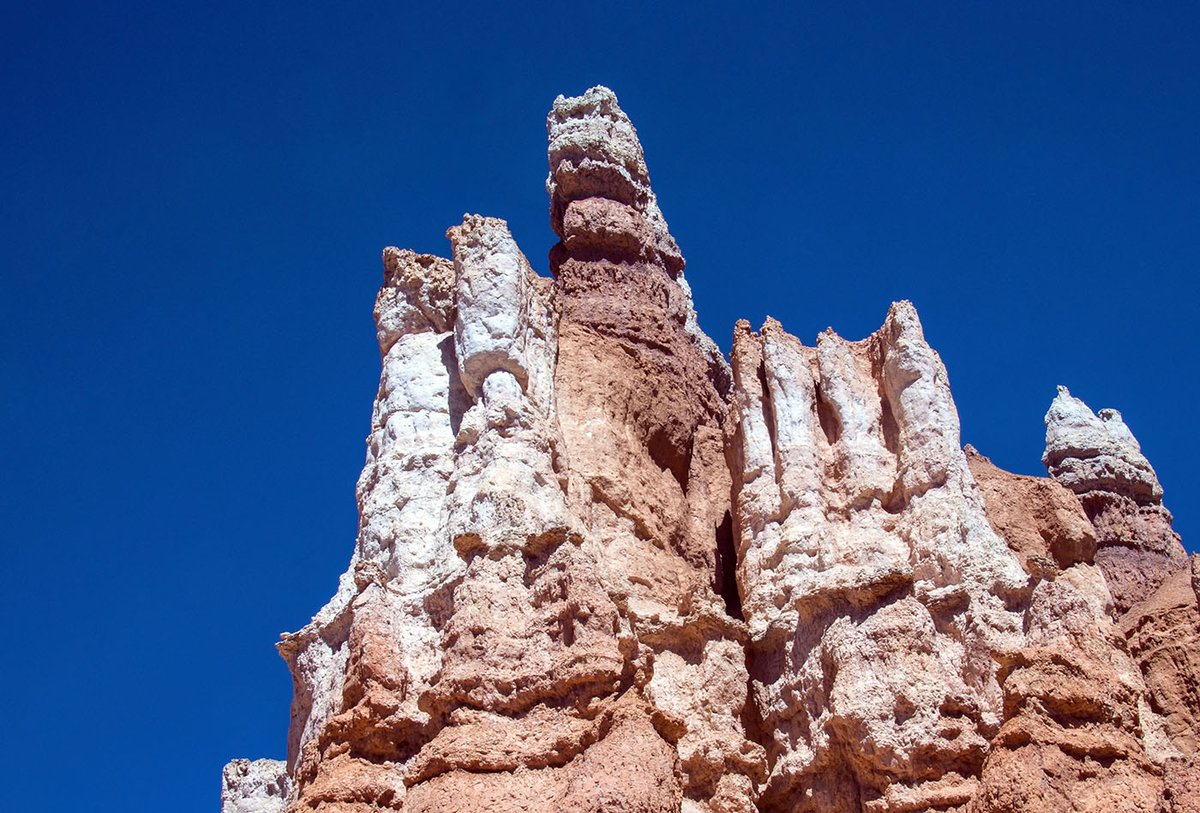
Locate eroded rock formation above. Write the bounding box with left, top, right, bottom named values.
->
left=726, top=311, right=1029, bottom=812
left=223, top=87, right=1198, bottom=813
left=1044, top=386, right=1188, bottom=613
left=967, top=452, right=1167, bottom=812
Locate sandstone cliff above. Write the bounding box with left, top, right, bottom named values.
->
left=223, top=87, right=1199, bottom=813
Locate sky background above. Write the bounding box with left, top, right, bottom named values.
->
left=2, top=2, right=1198, bottom=810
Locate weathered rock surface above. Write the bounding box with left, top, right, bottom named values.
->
left=222, top=87, right=1198, bottom=813
left=1122, top=556, right=1200, bottom=758
left=726, top=311, right=1030, bottom=811
left=1121, top=555, right=1200, bottom=811
left=966, top=447, right=1096, bottom=576
left=222, top=759, right=290, bottom=813
left=1044, top=386, right=1187, bottom=613
left=967, top=452, right=1167, bottom=812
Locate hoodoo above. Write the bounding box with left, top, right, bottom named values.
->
left=222, top=88, right=1199, bottom=813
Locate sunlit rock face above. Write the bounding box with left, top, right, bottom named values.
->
left=221, top=87, right=1198, bottom=813
left=725, top=310, right=1030, bottom=812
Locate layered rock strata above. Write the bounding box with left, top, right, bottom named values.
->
left=1043, top=386, right=1187, bottom=613
left=222, top=87, right=1198, bottom=813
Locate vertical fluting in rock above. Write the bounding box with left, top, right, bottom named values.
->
left=726, top=306, right=1029, bottom=812
left=280, top=248, right=466, bottom=811
left=222, top=88, right=1198, bottom=813
left=1043, top=386, right=1187, bottom=613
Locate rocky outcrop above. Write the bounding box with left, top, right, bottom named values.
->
left=227, top=87, right=761, bottom=813
left=222, top=87, right=1197, bottom=813
left=1043, top=386, right=1187, bottom=613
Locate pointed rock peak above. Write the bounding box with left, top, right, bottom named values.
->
left=547, top=86, right=649, bottom=212
left=882, top=299, right=924, bottom=338
left=761, top=316, right=786, bottom=336
left=1045, top=388, right=1183, bottom=611
left=547, top=86, right=683, bottom=277
left=1048, top=383, right=1088, bottom=413
left=1043, top=386, right=1163, bottom=501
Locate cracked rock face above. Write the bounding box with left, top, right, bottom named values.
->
left=222, top=87, right=1198, bottom=813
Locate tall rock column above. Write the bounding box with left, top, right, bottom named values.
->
left=281, top=249, right=466, bottom=811
left=546, top=86, right=763, bottom=812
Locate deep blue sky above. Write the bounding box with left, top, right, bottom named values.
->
left=2, top=3, right=1197, bottom=810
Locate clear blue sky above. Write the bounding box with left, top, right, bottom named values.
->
left=2, top=3, right=1197, bottom=810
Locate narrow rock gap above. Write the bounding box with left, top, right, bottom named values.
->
left=714, top=510, right=744, bottom=620
left=815, top=384, right=840, bottom=446
left=756, top=361, right=778, bottom=454
left=877, top=383, right=900, bottom=456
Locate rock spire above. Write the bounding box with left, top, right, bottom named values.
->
left=1044, top=385, right=1187, bottom=612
